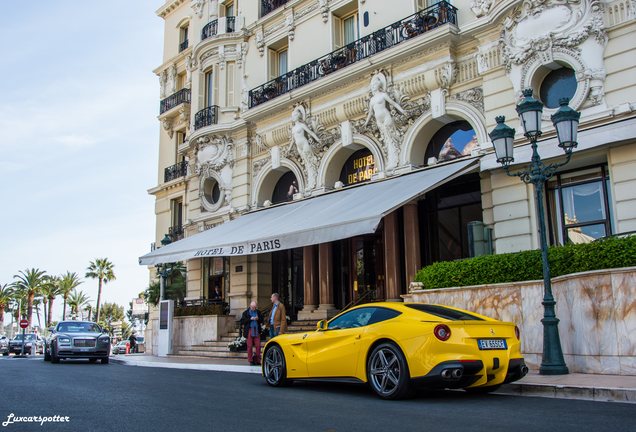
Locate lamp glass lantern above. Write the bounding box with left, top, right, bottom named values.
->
left=489, top=116, right=516, bottom=166
left=160, top=234, right=172, bottom=246
left=516, top=89, right=544, bottom=139
left=551, top=97, right=581, bottom=153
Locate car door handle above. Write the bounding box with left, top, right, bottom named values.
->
left=355, top=335, right=361, bottom=340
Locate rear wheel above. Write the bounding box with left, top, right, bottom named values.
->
left=263, top=345, right=287, bottom=387
left=101, top=356, right=109, bottom=364
left=367, top=342, right=412, bottom=400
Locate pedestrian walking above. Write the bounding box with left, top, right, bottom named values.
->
left=240, top=301, right=263, bottom=366
left=128, top=333, right=137, bottom=354
left=266, top=293, right=287, bottom=338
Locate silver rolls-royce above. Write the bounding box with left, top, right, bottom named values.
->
left=45, top=321, right=111, bottom=364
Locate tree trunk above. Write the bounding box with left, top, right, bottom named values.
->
left=43, top=299, right=48, bottom=329
left=0, top=305, right=5, bottom=332
left=95, top=278, right=103, bottom=322
left=27, top=292, right=34, bottom=327
left=35, top=302, right=42, bottom=329
left=62, top=296, right=67, bottom=321
left=48, top=297, right=55, bottom=327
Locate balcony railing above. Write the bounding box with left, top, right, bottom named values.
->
left=261, top=0, right=289, bottom=18
left=164, top=160, right=188, bottom=183
left=160, top=88, right=191, bottom=114
left=194, top=105, right=219, bottom=130
left=201, top=17, right=237, bottom=41
left=249, top=1, right=457, bottom=108
left=168, top=224, right=184, bottom=242
left=179, top=39, right=189, bottom=52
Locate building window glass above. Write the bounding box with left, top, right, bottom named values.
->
left=203, top=177, right=221, bottom=206
left=343, top=13, right=358, bottom=45
left=272, top=171, right=299, bottom=204
left=547, top=166, right=613, bottom=245
left=278, top=49, right=288, bottom=76
left=205, top=70, right=214, bottom=106
left=539, top=66, right=576, bottom=109
left=424, top=121, right=477, bottom=165
left=268, top=45, right=289, bottom=79
left=225, top=1, right=235, bottom=17
left=339, top=148, right=376, bottom=186
left=179, top=25, right=189, bottom=52
left=202, top=257, right=229, bottom=302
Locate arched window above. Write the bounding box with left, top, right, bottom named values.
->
left=424, top=121, right=477, bottom=165
left=272, top=171, right=299, bottom=204
left=339, top=148, right=376, bottom=186
left=539, top=66, right=577, bottom=109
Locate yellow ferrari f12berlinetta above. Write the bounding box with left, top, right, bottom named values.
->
left=262, top=302, right=528, bottom=399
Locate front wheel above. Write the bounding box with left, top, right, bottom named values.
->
left=50, top=345, right=60, bottom=364
left=367, top=342, right=412, bottom=400
left=43, top=346, right=51, bottom=361
left=263, top=345, right=288, bottom=387
left=101, top=356, right=109, bottom=364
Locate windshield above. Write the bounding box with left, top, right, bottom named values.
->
left=117, top=342, right=128, bottom=346
left=405, top=304, right=484, bottom=321
left=13, top=334, right=36, bottom=341
left=56, top=322, right=102, bottom=333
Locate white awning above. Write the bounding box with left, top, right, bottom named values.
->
left=139, top=158, right=478, bottom=266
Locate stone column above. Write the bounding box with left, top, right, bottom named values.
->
left=403, top=202, right=421, bottom=286
left=298, top=245, right=318, bottom=320
left=384, top=211, right=402, bottom=301
left=316, top=242, right=338, bottom=319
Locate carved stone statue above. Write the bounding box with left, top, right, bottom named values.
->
left=290, top=105, right=320, bottom=190
left=470, top=0, right=494, bottom=18
left=364, top=72, right=405, bottom=171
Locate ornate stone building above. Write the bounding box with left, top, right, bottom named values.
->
left=145, top=0, right=636, bottom=330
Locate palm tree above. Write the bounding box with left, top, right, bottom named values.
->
left=67, top=289, right=91, bottom=320
left=0, top=284, right=14, bottom=331
left=41, top=276, right=62, bottom=327
left=86, top=258, right=116, bottom=323
left=12, top=268, right=47, bottom=327
left=59, top=272, right=82, bottom=320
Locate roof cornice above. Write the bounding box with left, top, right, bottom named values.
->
left=156, top=0, right=188, bottom=19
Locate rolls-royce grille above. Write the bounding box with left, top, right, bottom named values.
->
left=73, top=338, right=96, bottom=348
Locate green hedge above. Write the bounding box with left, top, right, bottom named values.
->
left=174, top=304, right=225, bottom=317
left=414, top=235, right=636, bottom=289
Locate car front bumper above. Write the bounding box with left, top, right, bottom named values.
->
left=56, top=349, right=110, bottom=358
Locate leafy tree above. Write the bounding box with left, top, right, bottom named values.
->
left=0, top=283, right=14, bottom=330
left=144, top=263, right=186, bottom=306
left=85, top=258, right=116, bottom=323
left=98, top=302, right=125, bottom=333
left=41, top=276, right=62, bottom=327
left=59, top=272, right=83, bottom=320
left=67, top=289, right=91, bottom=320
left=12, top=268, right=48, bottom=327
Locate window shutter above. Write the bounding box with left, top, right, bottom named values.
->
left=268, top=48, right=277, bottom=79
left=417, top=0, right=427, bottom=11
left=333, top=16, right=343, bottom=49
left=213, top=65, right=219, bottom=105
left=226, top=62, right=236, bottom=106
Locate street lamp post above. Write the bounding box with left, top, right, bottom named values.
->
left=489, top=89, right=580, bottom=375
left=156, top=234, right=173, bottom=301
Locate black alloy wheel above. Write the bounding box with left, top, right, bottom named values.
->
left=367, top=342, right=412, bottom=400
left=263, top=345, right=287, bottom=386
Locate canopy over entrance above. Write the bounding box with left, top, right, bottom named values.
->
left=139, top=158, right=478, bottom=266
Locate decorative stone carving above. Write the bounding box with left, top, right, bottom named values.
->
left=166, top=64, right=177, bottom=95
left=185, top=54, right=194, bottom=87
left=178, top=105, right=190, bottom=125
left=191, top=0, right=205, bottom=18
left=286, top=14, right=296, bottom=42
left=159, top=70, right=167, bottom=98
left=288, top=104, right=320, bottom=191
left=363, top=71, right=406, bottom=171
left=252, top=157, right=268, bottom=178
left=319, top=0, right=330, bottom=23
left=451, top=87, right=485, bottom=113
left=256, top=29, right=265, bottom=56
left=196, top=135, right=234, bottom=211
left=470, top=0, right=495, bottom=17
left=500, top=0, right=608, bottom=108
left=162, top=118, right=174, bottom=138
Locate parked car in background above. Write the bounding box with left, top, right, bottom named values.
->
left=0, top=336, right=9, bottom=356
left=112, top=340, right=129, bottom=355
left=45, top=321, right=110, bottom=364
left=9, top=333, right=44, bottom=355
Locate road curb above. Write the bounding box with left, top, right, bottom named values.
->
left=110, top=357, right=262, bottom=374
left=498, top=382, right=636, bottom=404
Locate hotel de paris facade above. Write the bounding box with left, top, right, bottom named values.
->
left=143, top=0, right=636, bottom=323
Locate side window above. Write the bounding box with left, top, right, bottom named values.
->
left=367, top=307, right=401, bottom=325
left=329, top=308, right=375, bottom=330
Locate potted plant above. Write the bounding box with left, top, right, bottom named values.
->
left=228, top=336, right=246, bottom=352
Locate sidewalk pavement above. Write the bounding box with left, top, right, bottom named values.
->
left=111, top=354, right=636, bottom=404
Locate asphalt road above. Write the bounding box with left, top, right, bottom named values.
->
left=1, top=356, right=634, bottom=432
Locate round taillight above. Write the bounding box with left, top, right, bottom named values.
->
left=434, top=324, right=451, bottom=341
left=515, top=326, right=520, bottom=340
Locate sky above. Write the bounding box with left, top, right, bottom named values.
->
left=0, top=0, right=166, bottom=326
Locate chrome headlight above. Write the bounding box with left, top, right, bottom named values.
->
left=98, top=336, right=110, bottom=343
left=58, top=337, right=71, bottom=344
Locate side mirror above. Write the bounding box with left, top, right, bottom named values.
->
left=317, top=320, right=328, bottom=331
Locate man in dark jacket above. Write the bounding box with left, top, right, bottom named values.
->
left=240, top=301, right=264, bottom=366
left=128, top=334, right=137, bottom=354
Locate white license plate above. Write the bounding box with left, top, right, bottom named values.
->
left=477, top=339, right=507, bottom=350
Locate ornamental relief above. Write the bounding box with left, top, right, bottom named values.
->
left=500, top=0, right=608, bottom=107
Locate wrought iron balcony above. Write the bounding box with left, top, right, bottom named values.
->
left=194, top=105, right=219, bottom=130
left=168, top=224, right=184, bottom=242
left=261, top=0, right=289, bottom=18
left=160, top=88, right=191, bottom=114
left=249, top=1, right=457, bottom=108
left=164, top=160, right=188, bottom=183
left=201, top=17, right=237, bottom=41
left=179, top=39, right=189, bottom=52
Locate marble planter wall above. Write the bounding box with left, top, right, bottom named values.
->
left=171, top=314, right=236, bottom=351
left=403, top=267, right=636, bottom=375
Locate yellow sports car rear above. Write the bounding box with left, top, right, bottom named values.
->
left=262, top=302, right=528, bottom=399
